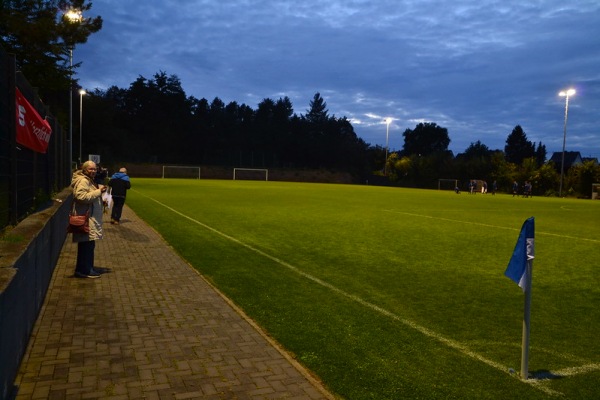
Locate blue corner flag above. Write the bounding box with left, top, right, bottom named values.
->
left=505, top=217, right=535, bottom=291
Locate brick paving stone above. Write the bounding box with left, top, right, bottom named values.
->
left=12, top=206, right=335, bottom=400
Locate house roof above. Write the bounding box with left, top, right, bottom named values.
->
left=549, top=151, right=582, bottom=168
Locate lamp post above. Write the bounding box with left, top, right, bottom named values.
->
left=64, top=9, right=82, bottom=169
left=558, top=88, right=575, bottom=197
left=79, top=89, right=86, bottom=165
left=384, top=118, right=392, bottom=175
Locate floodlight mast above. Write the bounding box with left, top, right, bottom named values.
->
left=558, top=88, right=575, bottom=197
left=79, top=89, right=86, bottom=164
left=384, top=118, right=392, bottom=176
left=64, top=8, right=83, bottom=169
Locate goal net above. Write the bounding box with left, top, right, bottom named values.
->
left=592, top=183, right=600, bottom=200
left=233, top=168, right=268, bottom=181
left=438, top=179, right=459, bottom=190
left=162, top=166, right=201, bottom=179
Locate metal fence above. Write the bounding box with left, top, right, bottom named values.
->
left=0, top=45, right=71, bottom=231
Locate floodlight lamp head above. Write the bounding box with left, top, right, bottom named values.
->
left=65, top=9, right=82, bottom=22
left=559, top=88, right=576, bottom=97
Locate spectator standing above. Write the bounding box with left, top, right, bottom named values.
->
left=71, top=161, right=106, bottom=278
left=108, top=167, right=131, bottom=225
left=94, top=164, right=108, bottom=185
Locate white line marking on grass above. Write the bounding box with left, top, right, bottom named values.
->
left=470, top=341, right=591, bottom=364
left=553, top=363, right=600, bottom=377
left=139, top=194, right=578, bottom=396
left=470, top=341, right=599, bottom=379
left=383, top=210, right=600, bottom=244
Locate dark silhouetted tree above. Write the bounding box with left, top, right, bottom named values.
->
left=570, top=161, right=600, bottom=197
left=402, top=122, right=450, bottom=156
left=0, top=0, right=102, bottom=95
left=455, top=141, right=493, bottom=181
left=504, top=125, right=534, bottom=165
left=535, top=141, right=547, bottom=167
left=305, top=92, right=329, bottom=124
left=119, top=72, right=191, bottom=162
left=462, top=140, right=492, bottom=159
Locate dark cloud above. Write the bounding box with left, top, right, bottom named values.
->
left=75, top=0, right=600, bottom=157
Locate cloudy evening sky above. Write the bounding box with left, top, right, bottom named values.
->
left=75, top=0, right=600, bottom=158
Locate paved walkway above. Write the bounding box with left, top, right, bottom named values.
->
left=13, top=206, right=335, bottom=400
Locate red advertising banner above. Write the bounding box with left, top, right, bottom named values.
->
left=15, top=87, right=53, bottom=153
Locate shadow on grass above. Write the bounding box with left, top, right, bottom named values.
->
left=529, top=370, right=563, bottom=380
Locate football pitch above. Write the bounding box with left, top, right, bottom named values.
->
left=126, top=178, right=599, bottom=399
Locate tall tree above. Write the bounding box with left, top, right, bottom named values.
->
left=462, top=140, right=492, bottom=160
left=118, top=72, right=192, bottom=162
left=532, top=163, right=559, bottom=195
left=504, top=125, right=534, bottom=165
left=570, top=161, right=600, bottom=197
left=80, top=87, right=137, bottom=163
left=273, top=96, right=294, bottom=121
left=305, top=92, right=329, bottom=124
left=402, top=122, right=450, bottom=156
left=490, top=150, right=517, bottom=191
left=534, top=141, right=547, bottom=167
left=456, top=141, right=493, bottom=181
left=254, top=97, right=294, bottom=166
left=0, top=0, right=102, bottom=95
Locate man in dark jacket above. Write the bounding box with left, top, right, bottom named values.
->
left=108, top=167, right=131, bottom=225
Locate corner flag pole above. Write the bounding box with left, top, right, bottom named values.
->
left=521, top=257, right=533, bottom=380
left=504, top=216, right=535, bottom=380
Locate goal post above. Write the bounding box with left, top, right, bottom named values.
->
left=233, top=168, right=268, bottom=181
left=592, top=183, right=600, bottom=200
left=438, top=179, right=459, bottom=190
left=162, top=166, right=201, bottom=179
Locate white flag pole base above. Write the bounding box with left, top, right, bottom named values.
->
left=520, top=259, right=533, bottom=380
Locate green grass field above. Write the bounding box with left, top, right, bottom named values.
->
left=125, top=178, right=600, bottom=399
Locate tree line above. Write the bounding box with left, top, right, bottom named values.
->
left=81, top=73, right=372, bottom=174
left=71, top=72, right=600, bottom=196
left=2, top=1, right=598, bottom=196
left=387, top=122, right=598, bottom=197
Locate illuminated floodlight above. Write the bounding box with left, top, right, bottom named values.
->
left=384, top=118, right=392, bottom=175
left=558, top=88, right=576, bottom=197
left=65, top=9, right=82, bottom=22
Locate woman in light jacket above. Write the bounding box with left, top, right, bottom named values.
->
left=71, top=161, right=107, bottom=278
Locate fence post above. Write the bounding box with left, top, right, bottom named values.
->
left=8, top=52, right=18, bottom=226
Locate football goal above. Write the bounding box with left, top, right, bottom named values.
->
left=438, top=179, right=459, bottom=190
left=233, top=168, right=269, bottom=181
left=162, top=166, right=201, bottom=179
